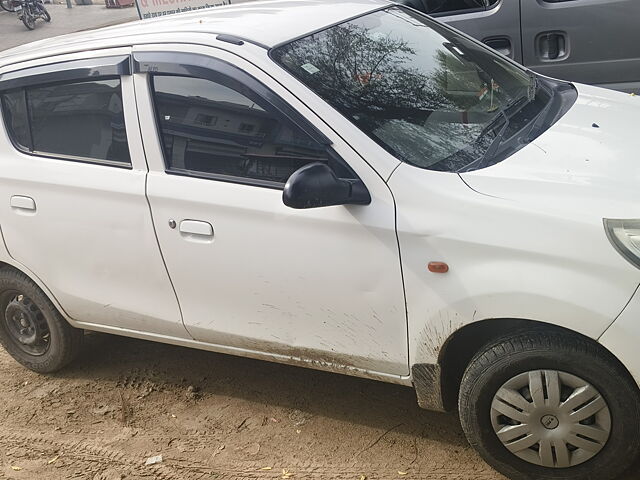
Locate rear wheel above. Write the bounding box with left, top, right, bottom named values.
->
left=459, top=331, right=640, bottom=480
left=0, top=268, right=82, bottom=373
left=0, top=0, right=14, bottom=12
left=41, top=5, right=50, bottom=21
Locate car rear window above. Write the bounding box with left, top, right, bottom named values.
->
left=0, top=78, right=130, bottom=166
left=0, top=89, right=31, bottom=150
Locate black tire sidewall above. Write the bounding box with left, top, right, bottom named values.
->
left=460, top=339, right=640, bottom=480
left=0, top=270, right=78, bottom=372
left=40, top=4, right=50, bottom=21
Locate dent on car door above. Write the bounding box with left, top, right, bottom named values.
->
left=0, top=52, right=184, bottom=336
left=520, top=0, right=640, bottom=92
left=132, top=47, right=409, bottom=377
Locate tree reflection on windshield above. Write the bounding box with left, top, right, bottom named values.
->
left=272, top=6, right=534, bottom=172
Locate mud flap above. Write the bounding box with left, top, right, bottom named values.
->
left=412, top=363, right=448, bottom=412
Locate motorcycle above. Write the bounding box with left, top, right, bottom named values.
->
left=13, top=0, right=51, bottom=30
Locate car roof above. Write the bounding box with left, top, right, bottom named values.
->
left=0, top=0, right=390, bottom=68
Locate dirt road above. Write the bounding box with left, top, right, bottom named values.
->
left=0, top=332, right=638, bottom=480
left=0, top=331, right=496, bottom=480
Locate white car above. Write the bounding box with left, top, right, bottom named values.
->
left=0, top=1, right=639, bottom=479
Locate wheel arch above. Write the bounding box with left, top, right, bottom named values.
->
left=0, top=260, right=72, bottom=323
left=413, top=318, right=638, bottom=412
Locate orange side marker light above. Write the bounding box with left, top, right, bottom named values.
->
left=428, top=261, right=449, bottom=273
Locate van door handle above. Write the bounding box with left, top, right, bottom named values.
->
left=10, top=195, right=36, bottom=211
left=537, top=32, right=567, bottom=61
left=483, top=37, right=512, bottom=58
left=179, top=220, right=214, bottom=238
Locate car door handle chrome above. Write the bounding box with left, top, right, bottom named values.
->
left=10, top=195, right=36, bottom=211
left=179, top=220, right=214, bottom=237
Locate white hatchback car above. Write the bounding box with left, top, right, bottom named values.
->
left=0, top=1, right=639, bottom=479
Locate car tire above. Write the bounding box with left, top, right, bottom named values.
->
left=458, top=330, right=640, bottom=480
left=0, top=268, right=83, bottom=373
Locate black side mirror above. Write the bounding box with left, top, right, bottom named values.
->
left=282, top=162, right=371, bottom=209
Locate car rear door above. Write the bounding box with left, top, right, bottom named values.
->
left=520, top=0, right=640, bottom=92
left=133, top=44, right=409, bottom=377
left=0, top=50, right=184, bottom=337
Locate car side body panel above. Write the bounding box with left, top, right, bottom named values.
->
left=387, top=160, right=640, bottom=368
left=600, top=284, right=640, bottom=386
left=0, top=49, right=186, bottom=338
left=133, top=44, right=410, bottom=377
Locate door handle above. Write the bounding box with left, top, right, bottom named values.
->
left=10, top=195, right=36, bottom=211
left=179, top=220, right=214, bottom=237
left=537, top=32, right=567, bottom=61
left=483, top=37, right=512, bottom=58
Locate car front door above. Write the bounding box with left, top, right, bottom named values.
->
left=0, top=50, right=184, bottom=337
left=520, top=0, right=640, bottom=92
left=133, top=45, right=409, bottom=377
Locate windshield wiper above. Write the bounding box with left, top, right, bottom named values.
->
left=457, top=109, right=510, bottom=173
left=456, top=93, right=530, bottom=172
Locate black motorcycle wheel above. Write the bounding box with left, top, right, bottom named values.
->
left=0, top=0, right=14, bottom=12
left=41, top=4, right=50, bottom=21
left=22, top=9, right=35, bottom=29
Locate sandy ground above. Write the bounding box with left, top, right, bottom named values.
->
left=0, top=331, right=505, bottom=480
left=0, top=332, right=638, bottom=480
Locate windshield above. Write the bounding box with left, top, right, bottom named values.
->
left=271, top=6, right=545, bottom=172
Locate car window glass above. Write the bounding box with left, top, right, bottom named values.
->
left=151, top=75, right=333, bottom=186
left=272, top=6, right=539, bottom=172
left=26, top=79, right=130, bottom=164
left=0, top=89, right=31, bottom=150
left=425, top=0, right=498, bottom=15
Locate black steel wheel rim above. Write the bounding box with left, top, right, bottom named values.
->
left=1, top=290, right=50, bottom=356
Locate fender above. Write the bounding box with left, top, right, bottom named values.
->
left=0, top=223, right=75, bottom=325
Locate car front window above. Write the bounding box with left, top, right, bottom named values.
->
left=271, top=6, right=543, bottom=172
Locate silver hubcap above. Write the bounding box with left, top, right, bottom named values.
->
left=491, top=370, right=611, bottom=468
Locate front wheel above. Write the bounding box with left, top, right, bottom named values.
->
left=21, top=9, right=35, bottom=29
left=459, top=331, right=640, bottom=480
left=40, top=4, right=50, bottom=21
